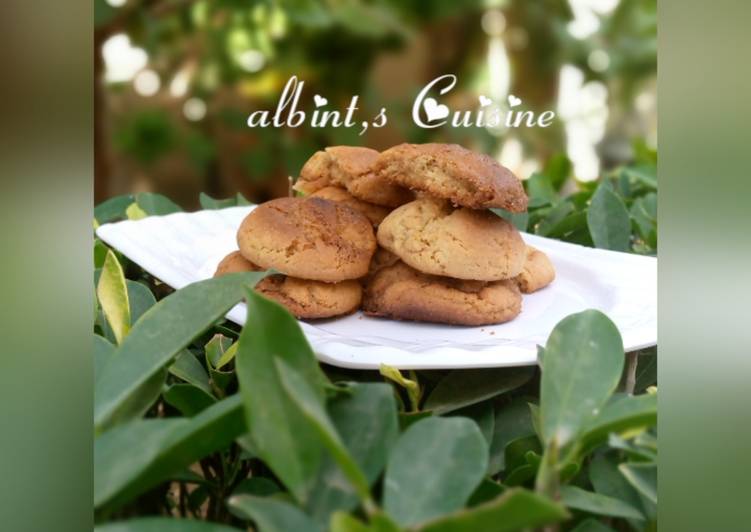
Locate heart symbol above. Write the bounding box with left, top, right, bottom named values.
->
left=423, top=97, right=449, bottom=122
left=314, top=94, right=328, bottom=107
left=479, top=95, right=492, bottom=107
left=508, top=94, right=521, bottom=107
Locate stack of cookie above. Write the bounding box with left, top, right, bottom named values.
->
left=214, top=196, right=376, bottom=319
left=214, top=142, right=554, bottom=325
left=356, top=143, right=552, bottom=326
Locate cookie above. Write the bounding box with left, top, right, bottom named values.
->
left=515, top=246, right=555, bottom=293
left=255, top=275, right=362, bottom=319
left=237, top=197, right=376, bottom=282
left=294, top=146, right=413, bottom=207
left=374, top=143, right=528, bottom=211
left=213, top=251, right=362, bottom=319
left=377, top=198, right=526, bottom=281
left=310, top=186, right=391, bottom=226
left=363, top=261, right=522, bottom=326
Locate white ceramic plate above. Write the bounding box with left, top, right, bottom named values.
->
left=96, top=206, right=656, bottom=370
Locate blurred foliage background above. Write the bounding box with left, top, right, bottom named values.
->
left=94, top=0, right=656, bottom=208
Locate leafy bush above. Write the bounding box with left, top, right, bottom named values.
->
left=94, top=153, right=656, bottom=531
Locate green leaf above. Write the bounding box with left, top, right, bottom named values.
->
left=233, top=477, right=281, bottom=498
left=94, top=271, right=268, bottom=431
left=236, top=288, right=327, bottom=503
left=205, top=334, right=235, bottom=394
left=94, top=239, right=109, bottom=268
left=125, top=202, right=148, bottom=220
left=275, top=359, right=372, bottom=504
left=525, top=172, right=558, bottom=207
left=126, top=281, right=157, bottom=323
left=540, top=310, right=624, bottom=448
left=544, top=154, right=572, bottom=191
left=634, top=351, right=657, bottom=393
left=589, top=453, right=645, bottom=518
left=227, top=495, right=325, bottom=532
left=416, top=488, right=568, bottom=532
left=169, top=349, right=212, bottom=395
left=330, top=512, right=369, bottom=532
left=383, top=417, right=488, bottom=526
left=163, top=383, right=216, bottom=416
left=424, top=367, right=533, bottom=415
left=95, top=518, right=242, bottom=532
left=579, top=393, right=657, bottom=453
left=622, top=165, right=657, bottom=189
left=536, top=201, right=574, bottom=236
left=467, top=479, right=506, bottom=507
left=490, top=208, right=529, bottom=231
left=100, top=368, right=167, bottom=431
left=307, top=383, right=399, bottom=522
left=379, top=365, right=421, bottom=411
left=453, top=401, right=495, bottom=446
left=135, top=192, right=182, bottom=216
left=95, top=194, right=135, bottom=224
left=199, top=192, right=239, bottom=210
left=94, top=334, right=115, bottom=385
left=619, top=463, right=657, bottom=504
left=94, top=395, right=243, bottom=509
left=488, top=400, right=537, bottom=475
left=569, top=518, right=616, bottom=532
left=587, top=185, right=631, bottom=251
left=560, top=486, right=644, bottom=520
left=97, top=250, right=131, bottom=344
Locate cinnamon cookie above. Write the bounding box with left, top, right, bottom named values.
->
left=213, top=251, right=362, bottom=319
left=374, top=143, right=528, bottom=211
left=237, top=197, right=376, bottom=282
left=377, top=198, right=526, bottom=281
left=515, top=246, right=555, bottom=293
left=294, top=146, right=413, bottom=207
left=310, top=186, right=390, bottom=226
left=363, top=261, right=522, bottom=326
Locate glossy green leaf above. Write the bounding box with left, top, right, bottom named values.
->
left=94, top=194, right=135, bottom=224
left=94, top=271, right=267, bottom=430
left=126, top=281, right=157, bottom=323
left=169, top=349, right=212, bottom=395
left=424, top=366, right=533, bottom=415
left=488, top=400, right=537, bottom=475
left=199, top=192, right=239, bottom=209
left=275, top=359, right=371, bottom=503
left=125, top=202, right=148, bottom=220
left=236, top=288, right=327, bottom=503
left=453, top=401, right=495, bottom=446
left=560, top=486, right=644, bottom=520
left=490, top=208, right=529, bottom=231
left=525, top=172, right=558, bottom=206
left=205, top=334, right=235, bottom=394
left=95, top=518, right=241, bottom=532
left=467, top=479, right=506, bottom=507
left=587, top=185, right=631, bottom=251
left=416, top=488, right=568, bottom=532
left=634, top=351, right=657, bottom=393
left=227, top=495, right=325, bottom=532
left=94, top=334, right=115, bottom=385
left=579, top=393, right=657, bottom=453
left=100, top=368, right=166, bottom=431
left=307, top=383, right=399, bottom=522
left=589, top=453, right=645, bottom=517
left=135, top=192, right=182, bottom=215
left=383, top=417, right=488, bottom=526
left=540, top=310, right=624, bottom=447
left=94, top=395, right=243, bottom=509
left=619, top=463, right=657, bottom=504
left=97, top=250, right=131, bottom=344
left=94, top=239, right=109, bottom=268
left=163, top=383, right=216, bottom=416
left=544, top=153, right=572, bottom=190
left=569, top=518, right=616, bottom=532
left=379, top=364, right=421, bottom=411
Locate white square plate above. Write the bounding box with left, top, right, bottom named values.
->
left=96, top=206, right=656, bottom=370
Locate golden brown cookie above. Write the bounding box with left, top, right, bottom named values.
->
left=255, top=275, right=362, bottom=319
left=363, top=261, right=522, bottom=326
left=237, top=197, right=376, bottom=282
left=214, top=250, right=260, bottom=276
left=377, top=198, right=526, bottom=281
left=515, top=246, right=556, bottom=293
left=213, top=251, right=361, bottom=319
left=294, top=146, right=413, bottom=207
left=374, top=143, right=528, bottom=211
left=310, top=186, right=390, bottom=226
